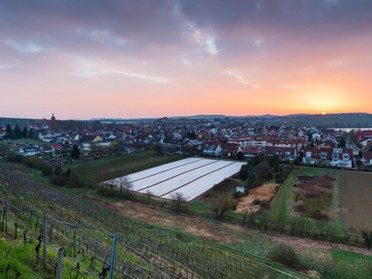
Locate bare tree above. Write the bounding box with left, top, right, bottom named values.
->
left=171, top=192, right=186, bottom=213
left=211, top=195, right=235, bottom=219
left=362, top=230, right=372, bottom=250
left=117, top=177, right=133, bottom=197
left=146, top=189, right=153, bottom=205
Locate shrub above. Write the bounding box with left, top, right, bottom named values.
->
left=275, top=177, right=286, bottom=184
left=233, top=191, right=244, bottom=199
left=6, top=152, right=22, bottom=163
left=311, top=210, right=329, bottom=221
left=69, top=173, right=96, bottom=188
left=211, top=195, right=235, bottom=219
left=268, top=244, right=305, bottom=270
left=252, top=198, right=261, bottom=205
left=49, top=175, right=68, bottom=186
left=54, top=166, right=62, bottom=176
left=41, top=165, right=53, bottom=176
left=294, top=204, right=306, bottom=213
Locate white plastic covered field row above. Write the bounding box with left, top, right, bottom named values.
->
left=124, top=157, right=203, bottom=182
left=162, top=162, right=244, bottom=201
left=139, top=161, right=232, bottom=197
left=132, top=159, right=219, bottom=191
left=105, top=158, right=245, bottom=201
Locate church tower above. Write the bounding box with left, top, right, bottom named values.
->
left=50, top=113, right=56, bottom=131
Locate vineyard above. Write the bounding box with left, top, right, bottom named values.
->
left=0, top=162, right=309, bottom=278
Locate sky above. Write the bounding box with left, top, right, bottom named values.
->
left=1, top=0, right=372, bottom=120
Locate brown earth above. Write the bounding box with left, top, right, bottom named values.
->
left=235, top=183, right=278, bottom=213
left=113, top=201, right=235, bottom=243
left=293, top=174, right=335, bottom=220
left=85, top=194, right=372, bottom=259
left=269, top=234, right=372, bottom=257
left=84, top=193, right=119, bottom=212
left=340, top=171, right=372, bottom=230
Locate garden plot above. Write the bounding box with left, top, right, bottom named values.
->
left=106, top=158, right=245, bottom=201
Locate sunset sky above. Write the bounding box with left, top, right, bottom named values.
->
left=1, top=0, right=372, bottom=119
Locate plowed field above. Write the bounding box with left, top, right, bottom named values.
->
left=340, top=171, right=372, bottom=230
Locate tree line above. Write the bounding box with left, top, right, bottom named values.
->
left=4, top=124, right=35, bottom=139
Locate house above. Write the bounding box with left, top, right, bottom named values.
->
left=243, top=145, right=260, bottom=159
left=222, top=143, right=242, bottom=158
left=362, top=151, right=372, bottom=166
left=361, top=139, right=372, bottom=152
left=357, top=130, right=372, bottom=141
left=202, top=141, right=222, bottom=157
left=329, top=148, right=354, bottom=168
left=40, top=145, right=55, bottom=154
left=39, top=133, right=53, bottom=142
left=264, top=146, right=297, bottom=161
left=163, top=143, right=182, bottom=153
left=183, top=139, right=203, bottom=152
left=51, top=144, right=64, bottom=152
left=19, top=146, right=39, bottom=157
left=302, top=146, right=333, bottom=165
left=92, top=136, right=103, bottom=143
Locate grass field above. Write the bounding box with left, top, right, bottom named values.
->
left=11, top=138, right=49, bottom=145
left=67, top=150, right=182, bottom=182
left=340, top=171, right=372, bottom=230
left=329, top=249, right=372, bottom=279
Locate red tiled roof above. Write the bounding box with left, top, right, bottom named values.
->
left=222, top=143, right=240, bottom=153
left=265, top=146, right=296, bottom=155
left=244, top=145, right=260, bottom=154
left=363, top=151, right=372, bottom=160
left=303, top=146, right=333, bottom=160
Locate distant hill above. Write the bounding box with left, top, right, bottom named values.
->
left=277, top=113, right=372, bottom=128
left=0, top=117, right=44, bottom=126
left=1, top=113, right=372, bottom=128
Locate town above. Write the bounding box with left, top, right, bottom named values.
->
left=1, top=114, right=372, bottom=171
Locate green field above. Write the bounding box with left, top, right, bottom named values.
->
left=67, top=150, right=182, bottom=182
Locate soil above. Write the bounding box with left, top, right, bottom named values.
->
left=269, top=234, right=372, bottom=257
left=113, top=201, right=235, bottom=243
left=293, top=174, right=335, bottom=220
left=340, top=171, right=372, bottom=230
left=235, top=183, right=278, bottom=213
left=84, top=193, right=119, bottom=212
